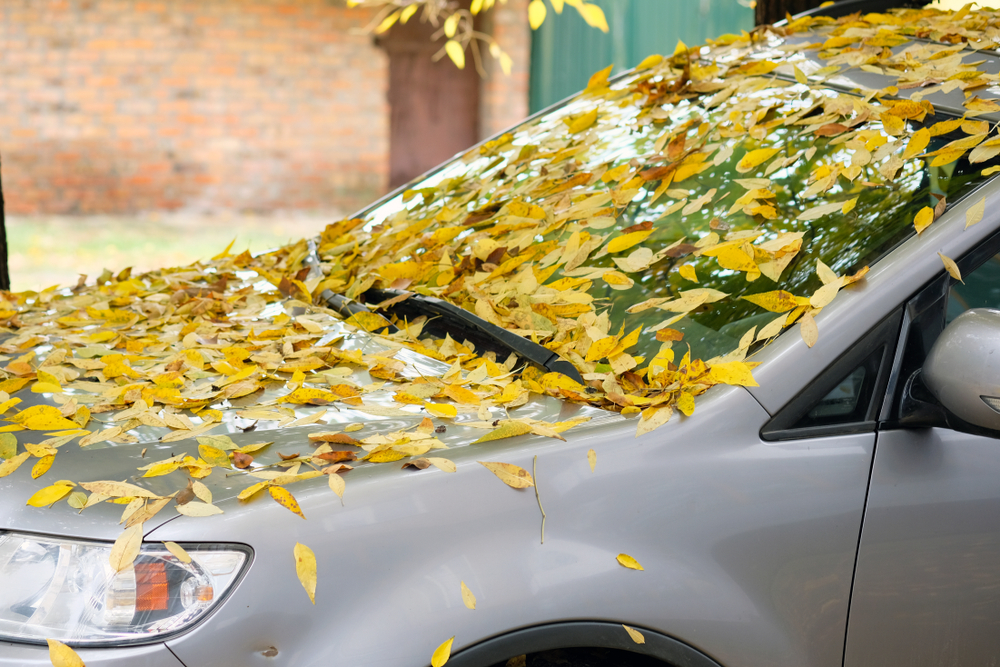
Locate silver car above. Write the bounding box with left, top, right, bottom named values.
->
left=4, top=3, right=1000, bottom=666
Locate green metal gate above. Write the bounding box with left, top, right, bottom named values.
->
left=529, top=0, right=754, bottom=112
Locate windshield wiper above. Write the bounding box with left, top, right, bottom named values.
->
left=319, top=288, right=583, bottom=383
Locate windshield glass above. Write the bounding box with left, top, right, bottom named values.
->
left=320, top=51, right=998, bottom=373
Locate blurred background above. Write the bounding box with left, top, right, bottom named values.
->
left=0, top=0, right=976, bottom=290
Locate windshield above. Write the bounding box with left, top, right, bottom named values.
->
left=319, top=52, right=999, bottom=372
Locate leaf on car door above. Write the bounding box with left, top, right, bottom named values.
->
left=478, top=461, right=534, bottom=488
left=294, top=542, right=317, bottom=605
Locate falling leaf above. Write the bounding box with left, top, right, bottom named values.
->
left=47, top=639, right=85, bottom=667
left=294, top=542, right=317, bottom=604
left=478, top=461, right=534, bottom=488
left=938, top=253, right=963, bottom=283
left=432, top=637, right=455, bottom=667
left=528, top=0, right=546, bottom=29
left=163, top=541, right=192, bottom=563
left=967, top=196, right=985, bottom=228
left=444, top=40, right=465, bottom=69
left=616, top=553, right=644, bottom=570
left=623, top=625, right=646, bottom=644
left=269, top=486, right=306, bottom=519
left=587, top=448, right=596, bottom=472
left=109, top=523, right=144, bottom=573
left=461, top=581, right=476, bottom=610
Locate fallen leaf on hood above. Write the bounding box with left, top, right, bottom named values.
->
left=269, top=486, right=305, bottom=519
left=26, top=480, right=75, bottom=507
left=478, top=461, right=534, bottom=488
left=308, top=432, right=360, bottom=445
left=587, top=449, right=596, bottom=472
left=176, top=501, right=223, bottom=517
left=471, top=421, right=533, bottom=444
left=294, top=542, right=317, bottom=604
left=616, top=553, right=644, bottom=570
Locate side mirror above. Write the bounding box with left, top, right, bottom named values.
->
left=923, top=308, right=1000, bottom=432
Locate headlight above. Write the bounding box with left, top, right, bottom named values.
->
left=0, top=531, right=250, bottom=646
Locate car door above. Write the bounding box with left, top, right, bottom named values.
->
left=844, top=232, right=1000, bottom=666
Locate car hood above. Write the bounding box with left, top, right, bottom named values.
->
left=0, top=324, right=618, bottom=542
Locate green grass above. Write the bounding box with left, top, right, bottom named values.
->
left=8, top=215, right=327, bottom=292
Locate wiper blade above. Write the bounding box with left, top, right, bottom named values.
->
left=322, top=288, right=582, bottom=383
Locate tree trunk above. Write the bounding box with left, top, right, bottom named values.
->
left=0, top=156, right=9, bottom=291
left=755, top=0, right=827, bottom=26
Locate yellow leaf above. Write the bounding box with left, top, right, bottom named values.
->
left=424, top=457, right=456, bottom=473
left=678, top=264, right=698, bottom=282
left=432, top=637, right=455, bottom=667
left=294, top=542, right=317, bottom=605
left=586, top=336, right=619, bottom=362
left=587, top=448, right=596, bottom=472
left=461, top=581, right=476, bottom=610
left=478, top=461, right=535, bottom=488
left=365, top=447, right=408, bottom=463
left=938, top=253, right=963, bottom=283
left=903, top=128, right=930, bottom=161
left=635, top=54, right=662, bottom=71
left=175, top=501, right=224, bottom=517
left=443, top=12, right=460, bottom=38
left=578, top=2, right=609, bottom=32
left=472, top=421, right=533, bottom=444
left=585, top=64, right=614, bottom=92
left=616, top=553, right=644, bottom=570
left=445, top=40, right=465, bottom=70
left=606, top=229, right=652, bottom=254
left=31, top=454, right=54, bottom=479
left=914, top=206, right=935, bottom=234
left=800, top=311, right=818, bottom=348
left=0, top=432, right=15, bottom=459
left=623, top=625, right=646, bottom=644
left=327, top=471, right=346, bottom=498
left=238, top=480, right=270, bottom=501
left=742, top=290, right=801, bottom=313
left=26, top=481, right=74, bottom=507
left=163, top=541, right=192, bottom=563
left=568, top=108, right=598, bottom=134
left=269, top=485, right=306, bottom=519
left=792, top=64, right=807, bottom=84
left=677, top=392, right=695, bottom=416
left=736, top=148, right=780, bottom=174
left=79, top=480, right=160, bottom=498
left=0, top=452, right=30, bottom=478
left=344, top=311, right=393, bottom=333
left=967, top=196, right=985, bottom=229
left=636, top=405, right=671, bottom=437
left=109, top=523, right=143, bottom=573
left=47, top=639, right=85, bottom=667
left=374, top=8, right=400, bottom=34
left=425, top=402, right=458, bottom=419
left=709, top=361, right=759, bottom=387
left=198, top=444, right=231, bottom=468
left=528, top=0, right=546, bottom=29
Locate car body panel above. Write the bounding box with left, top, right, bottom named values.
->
left=845, top=427, right=1000, bottom=667
left=141, top=384, right=875, bottom=667
left=0, top=641, right=184, bottom=667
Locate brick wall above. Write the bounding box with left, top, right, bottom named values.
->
left=0, top=0, right=390, bottom=215
left=0, top=0, right=530, bottom=216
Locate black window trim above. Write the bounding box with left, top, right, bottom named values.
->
left=761, top=309, right=903, bottom=442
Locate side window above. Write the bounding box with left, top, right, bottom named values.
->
left=947, top=252, right=1000, bottom=323
left=761, top=315, right=899, bottom=441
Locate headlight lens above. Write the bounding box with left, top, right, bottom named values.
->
left=0, top=531, right=250, bottom=646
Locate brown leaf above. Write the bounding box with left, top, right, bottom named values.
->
left=313, top=450, right=358, bottom=463
left=232, top=451, right=254, bottom=469
left=308, top=432, right=360, bottom=445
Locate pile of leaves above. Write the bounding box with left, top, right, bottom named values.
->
left=4, top=6, right=1000, bottom=665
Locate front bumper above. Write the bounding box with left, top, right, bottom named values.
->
left=0, top=641, right=185, bottom=666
